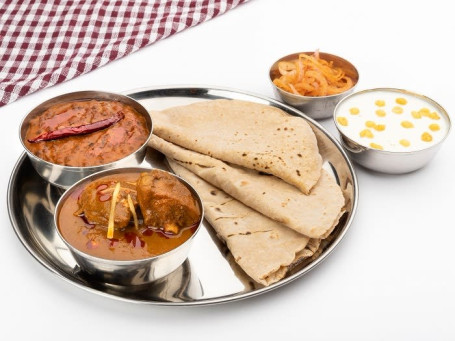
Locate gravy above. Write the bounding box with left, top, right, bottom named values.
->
left=57, top=172, right=200, bottom=261
left=25, top=100, right=150, bottom=166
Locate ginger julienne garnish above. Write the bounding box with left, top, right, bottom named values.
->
left=272, top=52, right=353, bottom=96
left=107, top=182, right=121, bottom=239
left=127, top=194, right=139, bottom=230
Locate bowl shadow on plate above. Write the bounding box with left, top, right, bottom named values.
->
left=74, top=259, right=202, bottom=302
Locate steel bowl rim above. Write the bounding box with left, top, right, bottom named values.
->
left=53, top=166, right=205, bottom=265
left=333, top=87, right=452, bottom=155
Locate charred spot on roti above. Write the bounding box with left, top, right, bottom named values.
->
left=270, top=231, right=279, bottom=239
left=210, top=190, right=217, bottom=196
left=220, top=199, right=234, bottom=206
left=296, top=170, right=301, bottom=176
left=195, top=163, right=213, bottom=169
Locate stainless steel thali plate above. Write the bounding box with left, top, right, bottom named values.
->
left=7, top=85, right=358, bottom=305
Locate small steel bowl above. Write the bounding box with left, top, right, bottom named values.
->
left=19, top=90, right=153, bottom=189
left=54, top=167, right=204, bottom=286
left=333, top=88, right=451, bottom=174
left=269, top=51, right=359, bottom=120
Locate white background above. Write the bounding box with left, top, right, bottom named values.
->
left=1, top=0, right=454, bottom=339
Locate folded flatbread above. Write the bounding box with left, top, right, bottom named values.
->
left=168, top=160, right=320, bottom=286
left=150, top=99, right=322, bottom=194
left=150, top=135, right=345, bottom=239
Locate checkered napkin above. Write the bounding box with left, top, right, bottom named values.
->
left=0, top=0, right=248, bottom=107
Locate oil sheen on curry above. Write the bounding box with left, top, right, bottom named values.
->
left=25, top=100, right=150, bottom=166
left=58, top=170, right=201, bottom=261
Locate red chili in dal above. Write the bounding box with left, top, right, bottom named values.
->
left=24, top=100, right=150, bottom=166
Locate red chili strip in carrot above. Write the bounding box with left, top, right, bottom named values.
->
left=28, top=111, right=125, bottom=143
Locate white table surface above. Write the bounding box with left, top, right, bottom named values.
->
left=2, top=0, right=454, bottom=339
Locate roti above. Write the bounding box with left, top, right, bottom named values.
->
left=150, top=135, right=345, bottom=239
left=150, top=99, right=322, bottom=194
left=168, top=160, right=320, bottom=286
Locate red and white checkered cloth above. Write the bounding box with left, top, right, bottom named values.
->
left=0, top=0, right=248, bottom=107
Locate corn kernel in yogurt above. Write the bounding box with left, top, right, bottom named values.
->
left=399, top=139, right=410, bottom=147
left=392, top=106, right=404, bottom=114
left=401, top=121, right=414, bottom=128
left=417, top=108, right=440, bottom=120
left=411, top=111, right=422, bottom=119
left=420, top=107, right=430, bottom=114
left=375, top=109, right=386, bottom=117
left=360, top=129, right=374, bottom=138
left=364, top=121, right=385, bottom=131
left=349, top=107, right=360, bottom=115
left=337, top=116, right=348, bottom=126
left=429, top=123, right=440, bottom=131
left=421, top=132, right=433, bottom=142
left=375, top=100, right=386, bottom=107
left=396, top=97, right=407, bottom=105
left=428, top=112, right=440, bottom=120
left=369, top=142, right=383, bottom=150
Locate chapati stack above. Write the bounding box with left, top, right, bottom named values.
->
left=149, top=99, right=345, bottom=286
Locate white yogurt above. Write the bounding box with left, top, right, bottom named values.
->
left=334, top=89, right=450, bottom=152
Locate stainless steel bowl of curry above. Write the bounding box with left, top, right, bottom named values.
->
left=54, top=167, right=204, bottom=286
left=19, top=91, right=152, bottom=189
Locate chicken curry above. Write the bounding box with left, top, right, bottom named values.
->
left=57, top=170, right=201, bottom=261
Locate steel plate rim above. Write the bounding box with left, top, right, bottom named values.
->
left=7, top=85, right=359, bottom=306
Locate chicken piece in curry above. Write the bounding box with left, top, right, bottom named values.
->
left=77, top=179, right=138, bottom=229
left=137, top=170, right=201, bottom=234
